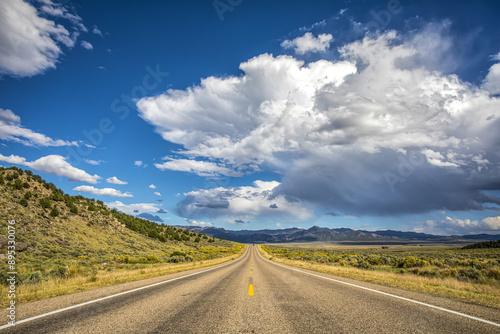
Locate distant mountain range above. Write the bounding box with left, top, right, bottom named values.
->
left=174, top=225, right=500, bottom=244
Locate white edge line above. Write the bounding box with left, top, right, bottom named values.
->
left=0, top=247, right=249, bottom=331
left=256, top=246, right=500, bottom=328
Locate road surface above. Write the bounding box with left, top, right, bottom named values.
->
left=2, top=245, right=499, bottom=333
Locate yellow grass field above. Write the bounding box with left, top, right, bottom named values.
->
left=259, top=244, right=500, bottom=308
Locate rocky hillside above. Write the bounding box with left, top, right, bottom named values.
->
left=0, top=166, right=239, bottom=283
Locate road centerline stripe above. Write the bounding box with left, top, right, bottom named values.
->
left=248, top=284, right=254, bottom=296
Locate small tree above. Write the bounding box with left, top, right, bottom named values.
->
left=19, top=198, right=28, bottom=207
left=39, top=198, right=51, bottom=209
left=70, top=205, right=78, bottom=215
left=50, top=207, right=60, bottom=217
left=50, top=191, right=64, bottom=202
left=13, top=179, right=23, bottom=190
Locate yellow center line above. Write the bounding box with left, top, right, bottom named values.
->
left=250, top=270, right=253, bottom=274
left=248, top=284, right=254, bottom=296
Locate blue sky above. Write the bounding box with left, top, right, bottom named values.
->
left=1, top=0, right=500, bottom=235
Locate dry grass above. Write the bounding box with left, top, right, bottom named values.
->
left=0, top=248, right=245, bottom=307
left=258, top=245, right=500, bottom=309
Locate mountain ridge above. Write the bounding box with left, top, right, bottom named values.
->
left=174, top=225, right=500, bottom=244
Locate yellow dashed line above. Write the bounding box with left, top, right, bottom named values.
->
left=250, top=270, right=253, bottom=274
left=248, top=284, right=254, bottom=296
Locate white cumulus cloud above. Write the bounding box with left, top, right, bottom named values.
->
left=105, top=201, right=160, bottom=215
left=106, top=176, right=127, bottom=185
left=281, top=32, right=333, bottom=55
left=138, top=53, right=356, bottom=166
left=149, top=184, right=156, bottom=189
left=92, top=25, right=102, bottom=36
left=0, top=0, right=86, bottom=77
left=482, top=52, right=500, bottom=95
left=84, top=159, right=103, bottom=165
left=138, top=26, right=500, bottom=217
left=177, top=180, right=312, bottom=221
left=80, top=40, right=93, bottom=50
left=184, top=218, right=212, bottom=226
left=73, top=185, right=133, bottom=198
left=155, top=158, right=242, bottom=177
left=413, top=216, right=500, bottom=235
left=0, top=109, right=77, bottom=147
left=0, top=153, right=99, bottom=183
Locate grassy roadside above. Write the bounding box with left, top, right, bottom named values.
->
left=258, top=245, right=500, bottom=309
left=0, top=246, right=246, bottom=308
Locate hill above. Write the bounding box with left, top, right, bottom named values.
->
left=0, top=166, right=241, bottom=287
left=462, top=240, right=500, bottom=249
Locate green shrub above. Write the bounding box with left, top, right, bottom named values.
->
left=458, top=268, right=482, bottom=281
left=50, top=207, right=60, bottom=217
left=396, top=256, right=428, bottom=268
left=51, top=266, right=69, bottom=278
left=0, top=264, right=11, bottom=285
left=145, top=254, right=159, bottom=262
left=39, top=198, right=51, bottom=209
left=26, top=271, right=43, bottom=284
left=440, top=268, right=458, bottom=277
left=355, top=260, right=373, bottom=270
left=417, top=269, right=439, bottom=278
left=19, top=198, right=28, bottom=207
left=118, top=255, right=131, bottom=263
left=87, top=276, right=98, bottom=282
left=484, top=268, right=500, bottom=280
left=170, top=251, right=186, bottom=257
left=13, top=179, right=23, bottom=190
left=50, top=191, right=64, bottom=202
left=366, top=257, right=382, bottom=265
left=70, top=205, right=78, bottom=214
left=167, top=256, right=185, bottom=263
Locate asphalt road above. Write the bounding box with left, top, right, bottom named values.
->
left=2, top=245, right=500, bottom=333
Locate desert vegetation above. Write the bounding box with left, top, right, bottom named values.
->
left=0, top=166, right=244, bottom=306
left=260, top=243, right=500, bottom=308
